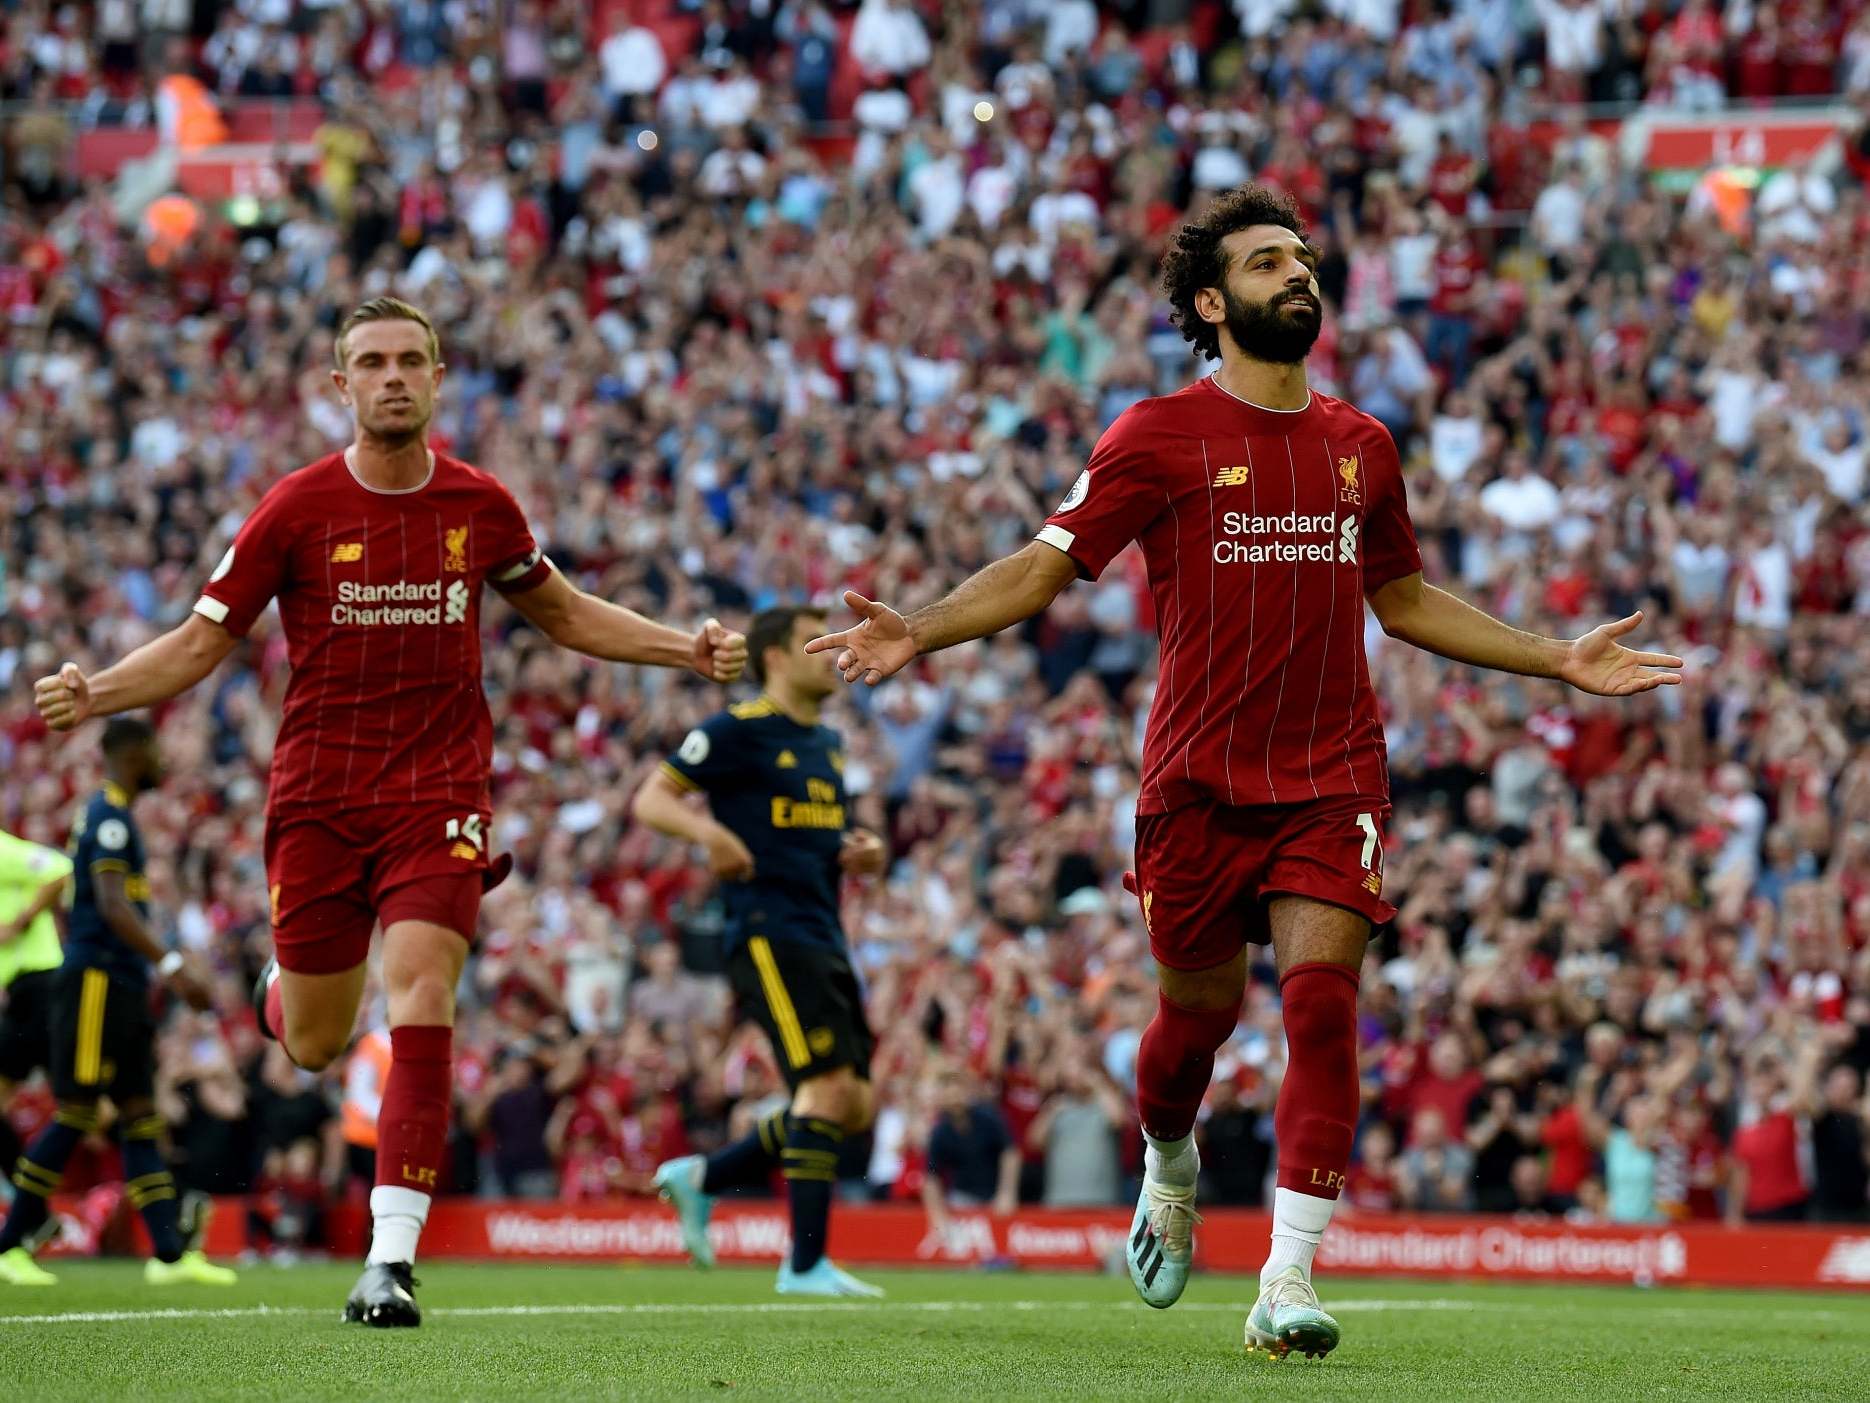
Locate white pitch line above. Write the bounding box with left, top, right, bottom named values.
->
left=0, top=1296, right=1851, bottom=1328
left=0, top=1298, right=1473, bottom=1327
left=0, top=1305, right=315, bottom=1325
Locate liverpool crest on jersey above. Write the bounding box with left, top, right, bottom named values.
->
left=1337, top=455, right=1362, bottom=506
left=442, top=525, right=468, bottom=572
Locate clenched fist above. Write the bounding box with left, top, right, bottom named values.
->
left=35, top=663, right=93, bottom=731
left=692, top=618, right=748, bottom=685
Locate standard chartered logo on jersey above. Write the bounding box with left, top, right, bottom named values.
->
left=1212, top=511, right=1359, bottom=566
left=331, top=578, right=472, bottom=626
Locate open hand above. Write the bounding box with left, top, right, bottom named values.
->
left=1558, top=612, right=1683, bottom=697
left=35, top=662, right=93, bottom=731
left=803, top=591, right=916, bottom=686
left=691, top=618, right=748, bottom=685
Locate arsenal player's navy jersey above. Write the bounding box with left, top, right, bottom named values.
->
left=658, top=696, right=850, bottom=954
left=194, top=451, right=554, bottom=818
left=1038, top=377, right=1422, bottom=814
left=63, top=783, right=153, bottom=990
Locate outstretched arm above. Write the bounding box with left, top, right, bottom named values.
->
left=35, top=614, right=237, bottom=730
left=805, top=541, right=1079, bottom=686
left=506, top=569, right=747, bottom=683
left=1366, top=572, right=1682, bottom=696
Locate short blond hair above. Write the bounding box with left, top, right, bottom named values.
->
left=334, top=297, right=441, bottom=370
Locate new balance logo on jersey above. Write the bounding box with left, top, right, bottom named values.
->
left=330, top=542, right=363, bottom=563
left=1212, top=464, right=1251, bottom=487
left=330, top=578, right=471, bottom=627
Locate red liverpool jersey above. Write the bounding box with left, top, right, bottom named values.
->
left=1038, top=378, right=1421, bottom=814
left=194, top=451, right=553, bottom=817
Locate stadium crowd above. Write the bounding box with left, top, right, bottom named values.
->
left=2, top=0, right=1869, bottom=1253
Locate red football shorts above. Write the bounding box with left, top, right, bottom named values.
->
left=264, top=804, right=494, bottom=975
left=1130, top=795, right=1397, bottom=971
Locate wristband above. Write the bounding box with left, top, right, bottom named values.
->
left=158, top=950, right=184, bottom=978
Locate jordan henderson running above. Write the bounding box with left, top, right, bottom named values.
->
left=32, top=298, right=748, bottom=1327
left=806, top=187, right=1682, bottom=1359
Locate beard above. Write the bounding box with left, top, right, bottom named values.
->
left=362, top=400, right=431, bottom=444
left=1221, top=285, right=1323, bottom=364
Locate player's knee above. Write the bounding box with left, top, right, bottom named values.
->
left=1157, top=955, right=1247, bottom=1014
left=841, top=1079, right=876, bottom=1134
left=1279, top=963, right=1359, bottom=1052
left=793, top=1066, right=862, bottom=1127
left=386, top=969, right=456, bottom=1028
left=284, top=1023, right=348, bottom=1071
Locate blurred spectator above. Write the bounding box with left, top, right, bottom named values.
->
left=628, top=939, right=723, bottom=1032
left=1343, top=1122, right=1399, bottom=1212
left=1396, top=1107, right=1475, bottom=1211
left=1025, top=1057, right=1127, bottom=1208
left=466, top=1043, right=566, bottom=1200
left=923, top=1069, right=1019, bottom=1222
left=1799, top=1038, right=1868, bottom=1222
left=1729, top=1058, right=1810, bottom=1223
left=158, top=1013, right=252, bottom=1196
left=1466, top=1083, right=1541, bottom=1214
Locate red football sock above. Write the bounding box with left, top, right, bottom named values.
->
left=376, top=1025, right=453, bottom=1194
left=1274, top=962, right=1361, bottom=1198
left=1135, top=990, right=1242, bottom=1141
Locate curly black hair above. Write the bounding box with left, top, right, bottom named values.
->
left=1159, top=186, right=1308, bottom=363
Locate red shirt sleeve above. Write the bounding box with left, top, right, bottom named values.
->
left=1362, top=425, right=1422, bottom=592
left=482, top=480, right=553, bottom=595
left=1034, top=405, right=1165, bottom=581
left=193, top=489, right=291, bottom=637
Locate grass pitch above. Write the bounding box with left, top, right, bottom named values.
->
left=0, top=1260, right=1860, bottom=1401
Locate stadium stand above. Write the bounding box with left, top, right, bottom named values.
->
left=0, top=0, right=1867, bottom=1247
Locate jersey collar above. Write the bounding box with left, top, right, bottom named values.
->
left=761, top=693, right=820, bottom=728
left=103, top=781, right=132, bottom=808
left=1205, top=374, right=1314, bottom=414
left=343, top=444, right=436, bottom=495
